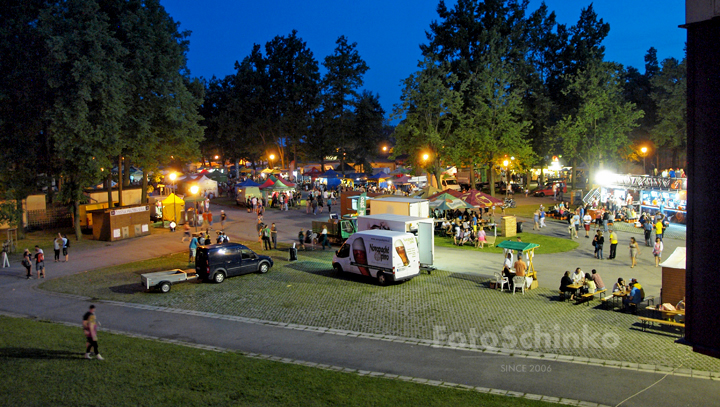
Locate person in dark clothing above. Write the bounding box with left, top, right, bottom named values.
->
left=560, top=271, right=575, bottom=300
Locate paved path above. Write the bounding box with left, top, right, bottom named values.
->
left=1, top=198, right=714, bottom=407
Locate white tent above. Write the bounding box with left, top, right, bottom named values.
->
left=660, top=247, right=686, bottom=306
left=178, top=174, right=219, bottom=198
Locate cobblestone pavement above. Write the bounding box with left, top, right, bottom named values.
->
left=41, top=245, right=720, bottom=374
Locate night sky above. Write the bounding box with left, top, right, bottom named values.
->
left=161, top=0, right=686, bottom=119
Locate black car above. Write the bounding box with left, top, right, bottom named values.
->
left=195, top=243, right=273, bottom=283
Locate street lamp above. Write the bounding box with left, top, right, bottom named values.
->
left=190, top=185, right=199, bottom=233
left=269, top=154, right=275, bottom=170
left=640, top=147, right=648, bottom=175
left=168, top=173, right=177, bottom=225
left=502, top=160, right=510, bottom=198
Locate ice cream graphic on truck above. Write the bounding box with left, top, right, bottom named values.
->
left=332, top=230, right=420, bottom=285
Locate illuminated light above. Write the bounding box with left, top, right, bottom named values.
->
left=422, top=154, right=429, bottom=161
left=640, top=147, right=648, bottom=154
left=503, top=160, right=509, bottom=167
left=510, top=156, right=515, bottom=160
left=214, top=155, right=219, bottom=160
left=382, top=146, right=388, bottom=152
left=269, top=154, right=275, bottom=160
left=595, top=170, right=615, bottom=186
left=169, top=173, right=177, bottom=181
left=190, top=185, right=199, bottom=195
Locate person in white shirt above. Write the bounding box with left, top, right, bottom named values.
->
left=582, top=214, right=592, bottom=238
left=572, top=268, right=584, bottom=285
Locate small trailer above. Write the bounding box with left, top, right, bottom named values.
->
left=141, top=269, right=198, bottom=293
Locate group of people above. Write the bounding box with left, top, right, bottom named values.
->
left=297, top=225, right=329, bottom=250
left=20, top=233, right=71, bottom=280
left=501, top=250, right=532, bottom=291
left=306, top=188, right=338, bottom=216
left=439, top=211, right=490, bottom=249
left=559, top=268, right=606, bottom=301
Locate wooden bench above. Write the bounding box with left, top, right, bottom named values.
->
left=638, top=317, right=685, bottom=338
left=576, top=289, right=607, bottom=306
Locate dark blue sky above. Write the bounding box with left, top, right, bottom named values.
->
left=161, top=0, right=686, bottom=118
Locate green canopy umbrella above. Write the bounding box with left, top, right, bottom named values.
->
left=429, top=197, right=475, bottom=211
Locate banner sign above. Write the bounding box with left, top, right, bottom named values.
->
left=111, top=206, right=150, bottom=216
left=609, top=175, right=686, bottom=191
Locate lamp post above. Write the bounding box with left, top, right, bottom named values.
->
left=190, top=185, right=199, bottom=233
left=640, top=147, right=648, bottom=175
left=269, top=154, right=275, bottom=171
left=502, top=159, right=510, bottom=198
left=168, top=173, right=177, bottom=225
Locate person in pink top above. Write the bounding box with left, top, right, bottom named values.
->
left=83, top=305, right=103, bottom=360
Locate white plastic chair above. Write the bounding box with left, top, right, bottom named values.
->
left=512, top=276, right=526, bottom=295
left=494, top=272, right=509, bottom=292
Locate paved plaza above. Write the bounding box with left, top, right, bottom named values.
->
left=0, top=194, right=715, bottom=407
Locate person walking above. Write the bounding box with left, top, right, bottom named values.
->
left=262, top=224, right=271, bottom=250
left=629, top=237, right=640, bottom=268
left=22, top=249, right=32, bottom=279
left=653, top=237, right=664, bottom=267
left=83, top=305, right=103, bottom=360
left=53, top=233, right=63, bottom=262
left=570, top=211, right=580, bottom=239
left=595, top=231, right=605, bottom=260
left=188, top=235, right=199, bottom=263
left=539, top=208, right=546, bottom=228
left=297, top=229, right=306, bottom=251
left=320, top=225, right=329, bottom=250
left=583, top=212, right=592, bottom=238
left=533, top=209, right=540, bottom=230
left=643, top=216, right=653, bottom=246
left=182, top=223, right=191, bottom=242
left=655, top=217, right=664, bottom=241
left=34, top=245, right=45, bottom=279
left=608, top=229, right=618, bottom=259
left=270, top=223, right=278, bottom=249
left=220, top=210, right=226, bottom=229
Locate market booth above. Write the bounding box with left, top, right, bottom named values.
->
left=161, top=193, right=185, bottom=224
left=660, top=247, right=686, bottom=306
left=90, top=205, right=151, bottom=242
left=497, top=240, right=540, bottom=289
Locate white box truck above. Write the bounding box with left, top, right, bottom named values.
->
left=332, top=230, right=420, bottom=285
left=367, top=197, right=430, bottom=218
left=356, top=214, right=435, bottom=267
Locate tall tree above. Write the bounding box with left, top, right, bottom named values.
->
left=552, top=61, right=644, bottom=184
left=392, top=58, right=464, bottom=187
left=0, top=0, right=53, bottom=236
left=350, top=90, right=386, bottom=173
left=650, top=57, right=686, bottom=168
left=41, top=0, right=130, bottom=238
left=322, top=35, right=369, bottom=175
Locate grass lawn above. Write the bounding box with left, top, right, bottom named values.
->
left=0, top=316, right=558, bottom=407
left=434, top=232, right=579, bottom=254
left=6, top=228, right=106, bottom=262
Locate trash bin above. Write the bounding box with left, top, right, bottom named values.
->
left=516, top=221, right=524, bottom=233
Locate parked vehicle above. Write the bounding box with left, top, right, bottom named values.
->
left=195, top=243, right=273, bottom=283
left=332, top=230, right=420, bottom=286
left=502, top=197, right=516, bottom=209
left=141, top=269, right=198, bottom=293
left=441, top=176, right=461, bottom=191
left=533, top=181, right=567, bottom=197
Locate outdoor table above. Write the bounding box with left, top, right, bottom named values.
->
left=612, top=290, right=630, bottom=308
left=566, top=283, right=583, bottom=298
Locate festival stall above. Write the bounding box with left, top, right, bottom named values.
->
left=161, top=193, right=185, bottom=224
left=497, top=240, right=540, bottom=290
left=177, top=174, right=219, bottom=198
left=660, top=247, right=686, bottom=306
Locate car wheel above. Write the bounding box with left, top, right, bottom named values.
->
left=159, top=281, right=171, bottom=293
left=377, top=272, right=388, bottom=286
left=539, top=192, right=545, bottom=197
left=258, top=262, right=269, bottom=274
left=333, top=263, right=343, bottom=273
left=213, top=272, right=225, bottom=284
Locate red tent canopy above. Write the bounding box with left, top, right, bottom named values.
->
left=258, top=178, right=276, bottom=189
left=427, top=189, right=463, bottom=200
left=461, top=189, right=504, bottom=208
left=278, top=177, right=296, bottom=187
